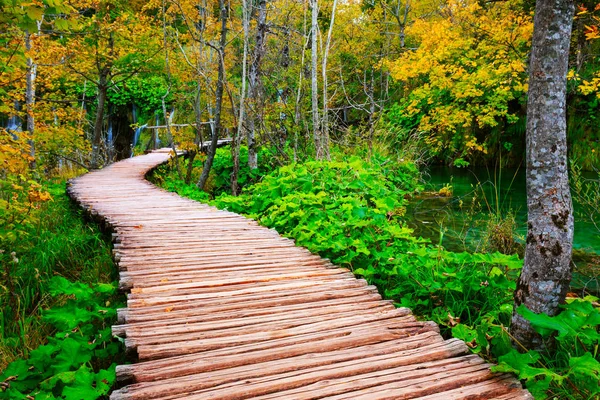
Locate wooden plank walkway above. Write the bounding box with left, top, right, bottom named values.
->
left=67, top=150, right=532, bottom=400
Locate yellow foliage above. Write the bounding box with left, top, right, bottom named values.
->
left=386, top=0, right=533, bottom=156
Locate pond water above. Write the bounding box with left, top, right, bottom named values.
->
left=406, top=166, right=600, bottom=255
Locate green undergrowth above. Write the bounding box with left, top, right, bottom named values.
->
left=0, top=184, right=124, bottom=399
left=150, top=146, right=279, bottom=199
left=156, top=150, right=600, bottom=399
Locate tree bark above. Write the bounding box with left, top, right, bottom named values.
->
left=321, top=0, right=337, bottom=161
left=511, top=0, right=575, bottom=351
left=246, top=0, right=267, bottom=170
left=186, top=81, right=204, bottom=185
left=231, top=0, right=249, bottom=195
left=311, top=0, right=322, bottom=159
left=91, top=69, right=109, bottom=169
left=162, top=0, right=183, bottom=180
left=197, top=0, right=227, bottom=190
left=25, top=28, right=38, bottom=169
left=367, top=69, right=376, bottom=159
left=293, top=1, right=309, bottom=163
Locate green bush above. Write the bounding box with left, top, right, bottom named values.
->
left=0, top=184, right=124, bottom=399
left=0, top=278, right=123, bottom=400
left=152, top=146, right=279, bottom=199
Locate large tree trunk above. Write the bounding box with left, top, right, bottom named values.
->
left=197, top=0, right=227, bottom=190
left=246, top=0, right=267, bottom=170
left=311, top=0, right=322, bottom=159
left=511, top=0, right=575, bottom=351
left=91, top=69, right=109, bottom=169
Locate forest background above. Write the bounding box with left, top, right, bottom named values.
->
left=1, top=0, right=600, bottom=398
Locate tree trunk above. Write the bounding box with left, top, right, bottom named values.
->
left=311, top=0, right=321, bottom=159
left=321, top=0, right=337, bottom=161
left=25, top=28, right=38, bottom=169
left=197, top=0, right=227, bottom=190
left=231, top=0, right=249, bottom=195
left=293, top=1, right=309, bottom=163
left=91, top=69, right=109, bottom=169
left=162, top=0, right=183, bottom=180
left=186, top=82, right=204, bottom=185
left=367, top=69, right=376, bottom=159
left=511, top=0, right=575, bottom=351
left=247, top=0, right=267, bottom=170
left=399, top=0, right=410, bottom=48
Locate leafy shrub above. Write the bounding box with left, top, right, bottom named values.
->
left=0, top=277, right=123, bottom=399
left=152, top=146, right=279, bottom=199
left=1, top=185, right=116, bottom=364
left=0, top=183, right=123, bottom=399
left=493, top=299, right=600, bottom=399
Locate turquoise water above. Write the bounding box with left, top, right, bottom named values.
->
left=406, top=166, right=600, bottom=255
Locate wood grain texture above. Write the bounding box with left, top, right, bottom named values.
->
left=67, top=149, right=533, bottom=400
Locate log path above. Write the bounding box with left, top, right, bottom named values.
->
left=67, top=150, right=532, bottom=400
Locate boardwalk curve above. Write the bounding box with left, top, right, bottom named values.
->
left=67, top=150, right=532, bottom=400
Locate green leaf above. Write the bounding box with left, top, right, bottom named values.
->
left=51, top=338, right=92, bottom=374
left=25, top=6, right=44, bottom=21
left=54, top=18, right=69, bottom=30
left=568, top=353, right=600, bottom=381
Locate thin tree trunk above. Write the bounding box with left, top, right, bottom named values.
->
left=151, top=115, right=159, bottom=150
left=186, top=81, right=204, bottom=185
left=367, top=69, right=376, bottom=159
left=511, top=0, right=575, bottom=351
left=197, top=0, right=228, bottom=190
left=25, top=28, right=38, bottom=169
left=247, top=0, right=267, bottom=170
left=311, top=0, right=321, bottom=159
left=400, top=0, right=410, bottom=48
left=91, top=69, right=108, bottom=169
left=231, top=0, right=249, bottom=195
left=321, top=0, right=337, bottom=161
left=293, top=1, right=309, bottom=163
left=162, top=0, right=183, bottom=180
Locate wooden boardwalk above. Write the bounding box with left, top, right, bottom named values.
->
left=67, top=150, right=532, bottom=400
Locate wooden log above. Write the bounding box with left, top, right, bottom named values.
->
left=116, top=329, right=443, bottom=385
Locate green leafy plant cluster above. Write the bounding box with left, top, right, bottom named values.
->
left=493, top=299, right=600, bottom=399
left=0, top=277, right=123, bottom=400
left=210, top=147, right=279, bottom=196
left=1, top=185, right=116, bottom=360
left=0, top=183, right=123, bottom=399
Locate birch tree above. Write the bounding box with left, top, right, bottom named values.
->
left=511, top=0, right=575, bottom=350
left=247, top=0, right=268, bottom=170
left=25, top=23, right=42, bottom=169
left=321, top=0, right=337, bottom=161
left=231, top=0, right=250, bottom=194
left=310, top=0, right=322, bottom=159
